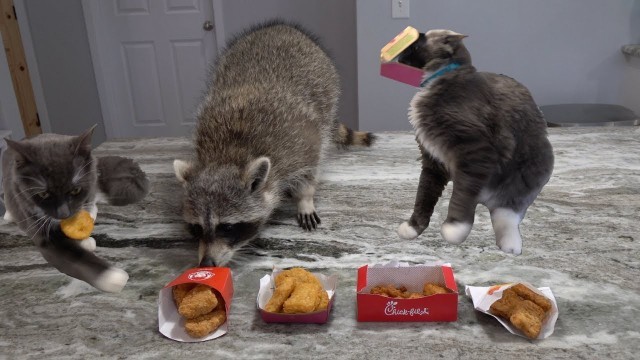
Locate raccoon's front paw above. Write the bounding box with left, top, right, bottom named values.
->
left=297, top=211, right=321, bottom=231
left=94, top=267, right=129, bottom=293
left=441, top=221, right=472, bottom=245
left=78, top=237, right=97, bottom=252
left=397, top=222, right=419, bottom=240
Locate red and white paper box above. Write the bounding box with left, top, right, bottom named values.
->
left=257, top=269, right=338, bottom=324
left=380, top=62, right=425, bottom=87
left=158, top=267, right=233, bottom=342
left=356, top=261, right=458, bottom=322
left=465, top=283, right=559, bottom=340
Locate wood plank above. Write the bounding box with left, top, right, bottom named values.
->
left=0, top=0, right=41, bottom=136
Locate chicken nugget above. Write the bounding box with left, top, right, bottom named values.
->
left=511, top=284, right=552, bottom=313
left=516, top=299, right=546, bottom=321
left=402, top=292, right=424, bottom=299
left=275, top=268, right=321, bottom=287
left=423, top=283, right=449, bottom=296
left=510, top=308, right=542, bottom=339
left=489, top=288, right=521, bottom=318
left=60, top=210, right=94, bottom=240
left=184, top=308, right=227, bottom=338
left=178, top=284, right=218, bottom=319
left=371, top=285, right=407, bottom=298
left=283, top=282, right=322, bottom=313
left=316, top=290, right=330, bottom=311
left=265, top=277, right=296, bottom=313
left=172, top=283, right=196, bottom=308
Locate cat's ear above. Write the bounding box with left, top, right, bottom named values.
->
left=245, top=157, right=270, bottom=193
left=73, top=124, right=97, bottom=157
left=173, top=159, right=193, bottom=183
left=5, top=138, right=33, bottom=167
left=444, top=33, right=468, bottom=45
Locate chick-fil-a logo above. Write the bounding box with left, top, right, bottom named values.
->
left=188, top=270, right=214, bottom=281
left=384, top=300, right=429, bottom=316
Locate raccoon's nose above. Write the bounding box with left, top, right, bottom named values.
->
left=199, top=256, right=216, bottom=268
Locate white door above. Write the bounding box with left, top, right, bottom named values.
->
left=83, top=0, right=217, bottom=138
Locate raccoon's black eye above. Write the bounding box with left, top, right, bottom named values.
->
left=217, top=223, right=234, bottom=235
left=187, top=223, right=204, bottom=238
left=216, top=222, right=260, bottom=243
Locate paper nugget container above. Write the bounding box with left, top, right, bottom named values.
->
left=257, top=269, right=338, bottom=324
left=356, top=262, right=458, bottom=322
left=158, top=267, right=233, bottom=342
left=380, top=26, right=426, bottom=87
left=465, top=283, right=559, bottom=340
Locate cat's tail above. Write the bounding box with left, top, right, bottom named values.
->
left=96, top=156, right=150, bottom=206
left=334, top=123, right=376, bottom=147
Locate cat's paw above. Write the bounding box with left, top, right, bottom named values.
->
left=94, top=267, right=129, bottom=293
left=78, top=237, right=97, bottom=252
left=497, top=238, right=522, bottom=255
left=397, top=222, right=419, bottom=240
left=3, top=210, right=15, bottom=222
left=441, top=221, right=472, bottom=244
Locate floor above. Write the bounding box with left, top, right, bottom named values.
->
left=1, top=128, right=639, bottom=359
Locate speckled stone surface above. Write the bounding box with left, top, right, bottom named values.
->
left=1, top=128, right=639, bottom=359
left=622, top=44, right=640, bottom=57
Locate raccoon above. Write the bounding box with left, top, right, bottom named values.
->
left=173, top=21, right=374, bottom=267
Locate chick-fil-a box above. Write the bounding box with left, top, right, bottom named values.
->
left=356, top=261, right=458, bottom=322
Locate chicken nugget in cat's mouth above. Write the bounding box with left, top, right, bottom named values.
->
left=60, top=210, right=94, bottom=240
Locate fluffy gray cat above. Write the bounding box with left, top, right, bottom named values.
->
left=2, top=126, right=149, bottom=292
left=396, top=30, right=554, bottom=254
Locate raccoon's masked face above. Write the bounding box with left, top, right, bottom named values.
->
left=173, top=157, right=276, bottom=267
left=398, top=30, right=469, bottom=72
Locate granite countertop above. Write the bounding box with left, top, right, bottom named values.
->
left=1, top=128, right=639, bottom=359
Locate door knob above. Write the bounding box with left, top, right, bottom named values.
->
left=203, top=21, right=213, bottom=31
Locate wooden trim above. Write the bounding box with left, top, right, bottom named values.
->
left=13, top=0, right=51, bottom=133
left=0, top=0, right=41, bottom=136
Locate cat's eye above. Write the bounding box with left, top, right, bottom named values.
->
left=69, top=187, right=82, bottom=196
left=36, top=191, right=50, bottom=200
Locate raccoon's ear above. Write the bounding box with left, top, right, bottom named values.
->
left=245, top=157, right=271, bottom=192
left=173, top=159, right=193, bottom=183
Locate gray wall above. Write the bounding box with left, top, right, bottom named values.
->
left=23, top=0, right=106, bottom=144
left=219, top=0, right=359, bottom=130
left=357, top=0, right=639, bottom=131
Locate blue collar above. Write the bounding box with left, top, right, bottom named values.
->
left=419, top=63, right=461, bottom=88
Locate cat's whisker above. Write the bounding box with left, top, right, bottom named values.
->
left=12, top=186, right=46, bottom=200
left=30, top=217, right=51, bottom=240
left=24, top=214, right=48, bottom=231
left=16, top=176, right=46, bottom=185
left=72, top=160, right=95, bottom=183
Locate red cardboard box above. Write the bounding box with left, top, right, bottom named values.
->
left=158, top=267, right=233, bottom=342
left=356, top=262, right=458, bottom=322
left=380, top=62, right=425, bottom=87
left=379, top=26, right=425, bottom=87
left=257, top=269, right=337, bottom=324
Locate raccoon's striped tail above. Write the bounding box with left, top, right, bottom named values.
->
left=335, top=123, right=376, bottom=147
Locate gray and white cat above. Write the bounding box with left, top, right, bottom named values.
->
left=2, top=126, right=149, bottom=292
left=396, top=30, right=554, bottom=254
